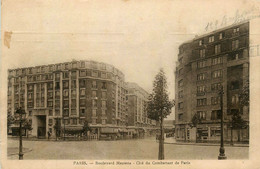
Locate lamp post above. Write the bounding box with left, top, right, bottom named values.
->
left=15, top=107, right=26, bottom=160
left=218, top=86, right=227, bottom=160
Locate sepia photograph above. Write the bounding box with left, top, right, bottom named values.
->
left=1, top=0, right=260, bottom=168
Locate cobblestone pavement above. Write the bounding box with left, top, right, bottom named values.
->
left=7, top=137, right=248, bottom=160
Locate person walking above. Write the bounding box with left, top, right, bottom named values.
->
left=48, top=131, right=51, bottom=140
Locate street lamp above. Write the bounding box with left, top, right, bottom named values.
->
left=15, top=107, right=26, bottom=160
left=218, top=86, right=227, bottom=160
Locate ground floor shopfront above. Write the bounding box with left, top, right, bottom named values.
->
left=175, top=122, right=249, bottom=143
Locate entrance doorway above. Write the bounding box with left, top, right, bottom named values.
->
left=37, top=115, right=46, bottom=138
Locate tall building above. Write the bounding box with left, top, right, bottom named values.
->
left=175, top=21, right=251, bottom=142
left=7, top=60, right=128, bottom=138
left=126, top=82, right=156, bottom=128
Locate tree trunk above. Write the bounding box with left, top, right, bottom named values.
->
left=158, top=116, right=164, bottom=160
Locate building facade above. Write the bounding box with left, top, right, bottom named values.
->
left=126, top=82, right=156, bottom=129
left=175, top=21, right=250, bottom=143
left=8, top=60, right=128, bottom=139
left=126, top=82, right=157, bottom=138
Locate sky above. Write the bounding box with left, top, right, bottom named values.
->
left=2, top=0, right=260, bottom=120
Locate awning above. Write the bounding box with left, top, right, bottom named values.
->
left=62, top=126, right=83, bottom=131
left=100, top=128, right=118, bottom=134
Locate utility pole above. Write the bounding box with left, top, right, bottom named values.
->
left=218, top=86, right=227, bottom=160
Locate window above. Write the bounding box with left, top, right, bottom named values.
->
left=102, top=82, right=107, bottom=89
left=92, top=71, right=98, bottom=77
left=197, top=60, right=206, bottom=68
left=211, top=83, right=222, bottom=91
left=55, top=82, right=60, bottom=90
left=64, top=119, right=69, bottom=125
left=197, top=98, right=207, bottom=106
left=55, top=109, right=60, bottom=116
left=197, top=111, right=206, bottom=120
left=92, top=109, right=97, bottom=116
left=197, top=86, right=206, bottom=93
left=49, top=110, right=53, bottom=116
left=219, top=32, right=223, bottom=40
left=231, top=94, right=239, bottom=104
left=72, top=63, right=77, bottom=68
left=211, top=96, right=220, bottom=105
left=102, top=101, right=106, bottom=108
left=80, top=109, right=85, bottom=115
left=212, top=57, right=222, bottom=65
left=79, top=79, right=86, bottom=88
left=102, top=119, right=106, bottom=125
left=211, top=110, right=221, bottom=120
left=71, top=90, right=76, bottom=97
left=199, top=40, right=203, bottom=46
left=232, top=40, right=239, bottom=50
left=233, top=27, right=239, bottom=33
left=63, top=81, right=69, bottom=88
left=63, top=72, right=69, bottom=79
left=92, top=100, right=97, bottom=107
left=92, top=119, right=96, bottom=124
left=80, top=99, right=85, bottom=106
left=63, top=100, right=69, bottom=108
left=80, top=62, right=85, bottom=68
left=215, top=44, right=221, bottom=54
left=178, top=114, right=183, bottom=121
left=48, top=101, right=53, bottom=107
left=65, top=63, right=69, bottom=69
left=102, top=109, right=106, bottom=115
left=101, top=72, right=106, bottom=78
left=80, top=70, right=86, bottom=77
left=71, top=80, right=76, bottom=88
left=178, top=102, right=183, bottom=109
left=178, top=90, right=183, bottom=98
left=209, top=35, right=214, bottom=43
left=72, top=118, right=77, bottom=125
left=71, top=99, right=76, bottom=108
left=71, top=109, right=76, bottom=115
left=28, top=93, right=33, bottom=99
left=92, top=81, right=97, bottom=88
left=92, top=90, right=97, bottom=97
left=55, top=91, right=60, bottom=98
left=230, top=81, right=240, bottom=90
left=48, top=119, right=53, bottom=125
left=80, top=89, right=85, bottom=96
left=102, top=91, right=106, bottom=99
left=48, top=74, right=53, bottom=80
left=71, top=71, right=77, bottom=79
left=197, top=73, right=205, bottom=81
left=199, top=49, right=205, bottom=58
left=47, top=83, right=53, bottom=89
left=178, top=79, right=183, bottom=87
left=63, top=109, right=69, bottom=116
left=212, top=70, right=222, bottom=78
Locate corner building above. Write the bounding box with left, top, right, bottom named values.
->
left=7, top=60, right=128, bottom=138
left=175, top=21, right=251, bottom=143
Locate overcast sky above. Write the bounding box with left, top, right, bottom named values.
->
left=2, top=0, right=260, bottom=120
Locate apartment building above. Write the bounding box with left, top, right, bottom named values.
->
left=7, top=60, right=128, bottom=138
left=175, top=21, right=251, bottom=143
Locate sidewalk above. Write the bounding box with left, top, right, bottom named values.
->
left=164, top=138, right=249, bottom=147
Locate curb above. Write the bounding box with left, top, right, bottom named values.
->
left=8, top=148, right=33, bottom=156
left=164, top=142, right=249, bottom=147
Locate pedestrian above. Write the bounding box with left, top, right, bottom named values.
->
left=48, top=131, right=51, bottom=140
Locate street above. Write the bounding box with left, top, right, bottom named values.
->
left=7, top=137, right=248, bottom=160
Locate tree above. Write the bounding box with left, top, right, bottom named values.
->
left=7, top=113, right=15, bottom=134
left=147, top=68, right=174, bottom=160
left=23, top=119, right=33, bottom=138
left=82, top=121, right=91, bottom=139
left=239, top=79, right=249, bottom=107
left=231, top=111, right=247, bottom=142
left=190, top=113, right=201, bottom=142
left=54, top=118, right=61, bottom=141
